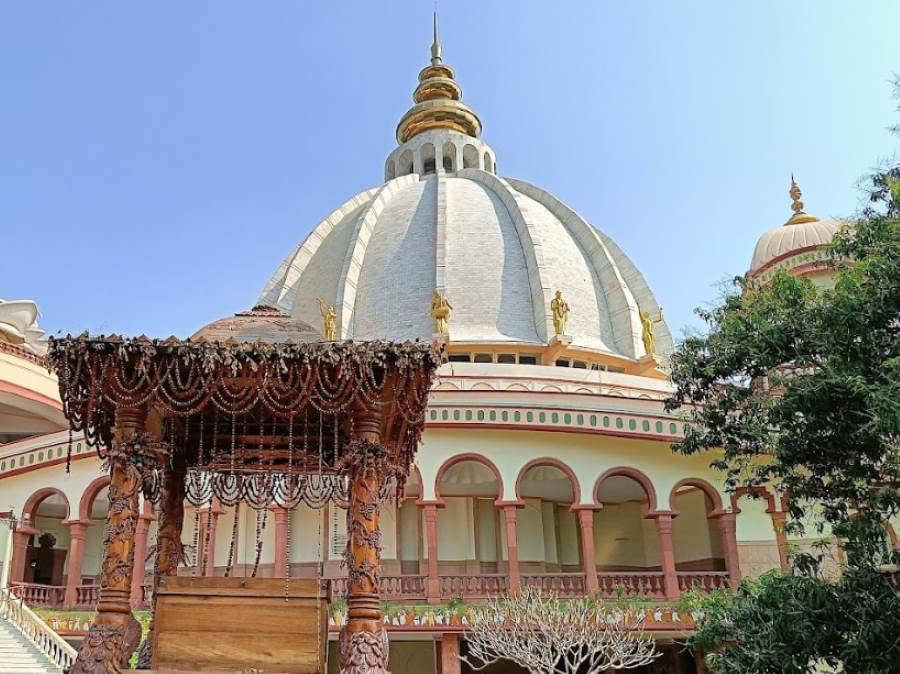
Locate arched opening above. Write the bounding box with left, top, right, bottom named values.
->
left=483, top=151, right=493, bottom=174
left=396, top=471, right=422, bottom=575
left=420, top=143, right=436, bottom=175
left=671, top=485, right=725, bottom=572
left=436, top=458, right=501, bottom=574
left=78, top=481, right=110, bottom=587
left=398, top=149, right=414, bottom=176
left=462, top=144, right=479, bottom=169
left=442, top=141, right=455, bottom=171
left=516, top=462, right=581, bottom=573
left=386, top=159, right=396, bottom=180
left=21, top=489, right=71, bottom=587
left=733, top=489, right=782, bottom=577
left=593, top=472, right=660, bottom=575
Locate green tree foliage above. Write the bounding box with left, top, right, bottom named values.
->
left=665, top=81, right=900, bottom=672
left=665, top=173, right=900, bottom=564
left=683, top=567, right=900, bottom=674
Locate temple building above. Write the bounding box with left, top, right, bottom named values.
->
left=1, top=19, right=895, bottom=674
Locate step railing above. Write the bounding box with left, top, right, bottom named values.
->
left=8, top=581, right=64, bottom=607
left=0, top=587, right=78, bottom=671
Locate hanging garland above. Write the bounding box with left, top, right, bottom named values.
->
left=47, top=333, right=441, bottom=470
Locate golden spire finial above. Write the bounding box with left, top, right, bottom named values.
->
left=789, top=174, right=804, bottom=214
left=394, top=9, right=482, bottom=143
left=431, top=10, right=442, bottom=65
left=785, top=175, right=819, bottom=225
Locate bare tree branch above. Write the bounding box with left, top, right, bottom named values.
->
left=460, top=587, right=661, bottom=674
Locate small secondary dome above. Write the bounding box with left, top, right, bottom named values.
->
left=191, top=305, right=323, bottom=344
left=749, top=178, right=841, bottom=278
left=0, top=298, right=48, bottom=355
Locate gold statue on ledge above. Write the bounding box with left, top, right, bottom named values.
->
left=638, top=305, right=664, bottom=355
left=430, top=289, right=452, bottom=335
left=551, top=290, right=570, bottom=336
left=316, top=297, right=337, bottom=341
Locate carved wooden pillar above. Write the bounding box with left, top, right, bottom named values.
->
left=717, top=513, right=741, bottom=590
left=770, top=510, right=790, bottom=571
left=130, top=510, right=154, bottom=608
left=143, top=453, right=185, bottom=670
left=155, top=457, right=186, bottom=580
left=654, top=513, right=680, bottom=600
left=339, top=403, right=390, bottom=674
left=574, top=508, right=599, bottom=593
left=422, top=503, right=441, bottom=602
left=501, top=504, right=521, bottom=593
left=71, top=406, right=145, bottom=674
left=272, top=506, right=290, bottom=579
left=63, top=520, right=88, bottom=608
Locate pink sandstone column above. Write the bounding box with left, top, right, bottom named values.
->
left=439, top=633, right=461, bottom=674
left=272, top=507, right=290, bottom=579
left=574, top=508, right=599, bottom=593
left=11, top=526, right=37, bottom=584
left=130, top=511, right=154, bottom=607
left=63, top=520, right=88, bottom=608
left=769, top=511, right=790, bottom=571
left=422, top=503, right=440, bottom=602
left=717, top=513, right=741, bottom=589
left=502, top=505, right=521, bottom=593
left=695, top=648, right=707, bottom=673
left=654, top=513, right=680, bottom=600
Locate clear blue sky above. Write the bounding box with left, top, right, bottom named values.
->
left=2, top=2, right=898, bottom=340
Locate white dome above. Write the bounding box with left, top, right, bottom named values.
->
left=749, top=217, right=841, bottom=275
left=258, top=168, right=672, bottom=360
left=259, top=23, right=672, bottom=361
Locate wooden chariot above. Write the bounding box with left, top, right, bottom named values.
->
left=46, top=334, right=440, bottom=674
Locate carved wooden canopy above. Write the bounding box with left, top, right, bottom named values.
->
left=47, top=334, right=442, bottom=506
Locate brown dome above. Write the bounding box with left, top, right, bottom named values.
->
left=190, top=305, right=323, bottom=344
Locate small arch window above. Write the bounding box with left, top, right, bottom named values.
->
left=398, top=150, right=414, bottom=176
left=386, top=161, right=396, bottom=180
left=421, top=143, right=436, bottom=175
left=555, top=358, right=571, bottom=368
left=448, top=353, right=471, bottom=363
left=473, top=353, right=493, bottom=363
left=518, top=354, right=539, bottom=365
left=463, top=144, right=479, bottom=169
left=483, top=152, right=493, bottom=173
left=442, top=141, right=455, bottom=171
left=497, top=354, right=516, bottom=364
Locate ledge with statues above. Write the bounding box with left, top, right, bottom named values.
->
left=33, top=599, right=704, bottom=641
left=327, top=598, right=702, bottom=634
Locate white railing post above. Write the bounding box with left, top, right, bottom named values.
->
left=0, top=508, right=16, bottom=590
left=0, top=587, right=78, bottom=670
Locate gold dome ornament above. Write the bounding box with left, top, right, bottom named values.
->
left=395, top=12, right=483, bottom=144
left=430, top=289, right=452, bottom=335
left=316, top=297, right=337, bottom=341
left=638, top=305, right=664, bottom=356
left=551, top=291, right=570, bottom=336
left=785, top=175, right=820, bottom=226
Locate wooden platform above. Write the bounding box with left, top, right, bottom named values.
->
left=151, top=576, right=327, bottom=674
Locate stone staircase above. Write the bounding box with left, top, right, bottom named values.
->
left=0, top=617, right=63, bottom=673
